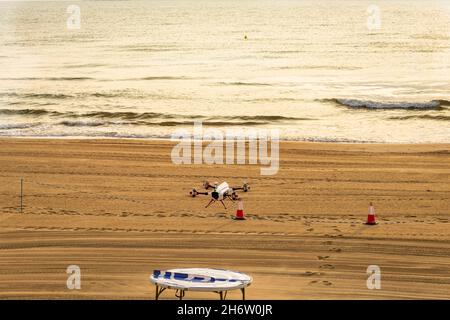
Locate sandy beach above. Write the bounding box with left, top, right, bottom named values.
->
left=0, top=138, right=449, bottom=299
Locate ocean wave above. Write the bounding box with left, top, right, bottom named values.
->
left=323, top=98, right=450, bottom=110
left=57, top=120, right=277, bottom=128
left=0, top=108, right=65, bottom=116
left=0, top=91, right=187, bottom=100
left=0, top=108, right=309, bottom=122
left=156, top=121, right=269, bottom=126
left=436, top=99, right=450, bottom=106
left=0, top=123, right=41, bottom=130
left=224, top=115, right=311, bottom=121
left=0, top=93, right=73, bottom=99
left=298, top=137, right=377, bottom=143
left=116, top=45, right=182, bottom=53
left=0, top=131, right=174, bottom=140
left=0, top=109, right=181, bottom=120
left=243, top=97, right=304, bottom=103
left=275, top=65, right=362, bottom=71
left=389, top=115, right=450, bottom=121
left=80, top=111, right=181, bottom=120
left=217, top=81, right=272, bottom=86
left=137, top=76, right=189, bottom=81
left=58, top=121, right=106, bottom=127
left=0, top=77, right=93, bottom=81
left=63, top=63, right=106, bottom=69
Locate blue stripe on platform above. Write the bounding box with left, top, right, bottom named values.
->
left=153, top=270, right=246, bottom=283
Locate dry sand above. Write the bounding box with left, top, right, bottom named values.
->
left=0, top=138, right=449, bottom=299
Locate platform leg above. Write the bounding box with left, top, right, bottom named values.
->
left=241, top=288, right=245, bottom=300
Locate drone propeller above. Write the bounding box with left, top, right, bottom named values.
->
left=190, top=188, right=208, bottom=197
left=189, top=188, right=198, bottom=197
left=230, top=182, right=250, bottom=192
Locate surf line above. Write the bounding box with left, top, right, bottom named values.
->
left=171, top=121, right=279, bottom=175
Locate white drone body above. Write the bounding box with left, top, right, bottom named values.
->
left=189, top=181, right=250, bottom=209
left=213, top=182, right=232, bottom=201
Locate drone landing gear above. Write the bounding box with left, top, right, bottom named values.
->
left=205, top=199, right=227, bottom=209
left=205, top=199, right=214, bottom=208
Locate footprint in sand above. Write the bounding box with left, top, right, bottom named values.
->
left=319, top=264, right=335, bottom=269
left=317, top=256, right=330, bottom=260
left=303, top=271, right=318, bottom=276
left=322, top=241, right=333, bottom=245
left=329, top=248, right=342, bottom=253
left=307, top=228, right=314, bottom=232
left=322, top=281, right=333, bottom=286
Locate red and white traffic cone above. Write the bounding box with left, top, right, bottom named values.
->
left=234, top=200, right=246, bottom=220
left=365, top=202, right=377, bottom=225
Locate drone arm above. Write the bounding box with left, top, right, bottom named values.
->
left=231, top=184, right=250, bottom=192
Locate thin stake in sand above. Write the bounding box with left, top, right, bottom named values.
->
left=20, top=178, right=23, bottom=213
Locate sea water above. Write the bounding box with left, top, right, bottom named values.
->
left=0, top=0, right=449, bottom=143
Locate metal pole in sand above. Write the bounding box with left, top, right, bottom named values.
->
left=20, top=178, right=23, bottom=213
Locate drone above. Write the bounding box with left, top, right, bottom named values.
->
left=189, top=181, right=250, bottom=209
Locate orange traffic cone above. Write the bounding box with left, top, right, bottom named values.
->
left=234, top=200, right=246, bottom=220
left=365, top=202, right=377, bottom=225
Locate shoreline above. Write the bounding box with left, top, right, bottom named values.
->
left=1, top=136, right=449, bottom=146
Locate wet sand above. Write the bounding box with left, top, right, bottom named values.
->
left=0, top=138, right=449, bottom=299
